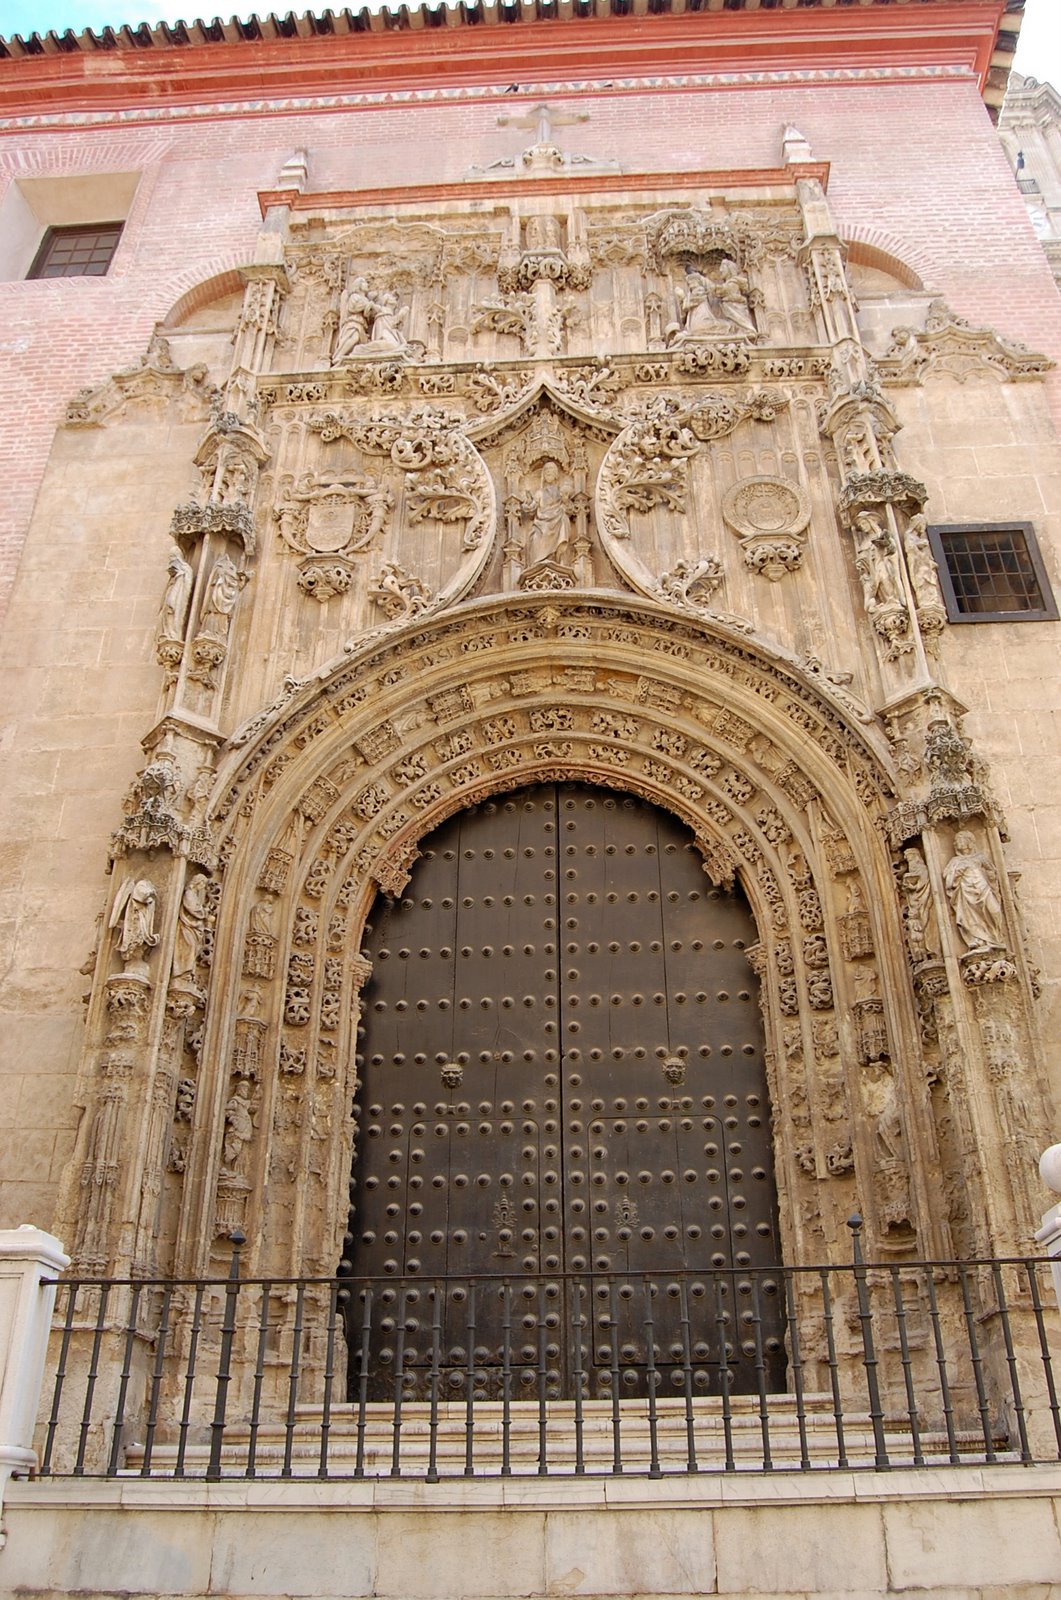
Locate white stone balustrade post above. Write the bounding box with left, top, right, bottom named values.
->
left=1036, top=1145, right=1061, bottom=1315
left=0, top=1226, right=69, bottom=1522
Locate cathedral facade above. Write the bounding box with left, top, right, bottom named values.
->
left=1, top=1, right=1061, bottom=1594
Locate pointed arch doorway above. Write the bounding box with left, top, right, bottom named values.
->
left=344, top=782, right=785, bottom=1400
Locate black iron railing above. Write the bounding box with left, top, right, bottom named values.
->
left=36, top=1228, right=1061, bottom=1480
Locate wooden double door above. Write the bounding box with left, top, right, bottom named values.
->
left=344, top=783, right=784, bottom=1399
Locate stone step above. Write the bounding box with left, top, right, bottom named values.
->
left=124, top=1396, right=1014, bottom=1476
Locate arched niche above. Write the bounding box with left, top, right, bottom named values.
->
left=175, top=594, right=941, bottom=1286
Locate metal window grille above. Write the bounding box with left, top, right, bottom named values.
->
left=927, top=522, right=1058, bottom=623
left=27, top=222, right=123, bottom=280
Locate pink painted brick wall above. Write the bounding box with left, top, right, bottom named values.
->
left=0, top=70, right=1058, bottom=623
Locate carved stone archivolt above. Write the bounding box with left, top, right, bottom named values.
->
left=130, top=589, right=970, bottom=1286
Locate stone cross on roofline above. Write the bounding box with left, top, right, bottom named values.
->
left=497, top=102, right=590, bottom=147
left=467, top=101, right=620, bottom=179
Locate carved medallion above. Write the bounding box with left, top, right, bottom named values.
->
left=722, top=476, right=811, bottom=582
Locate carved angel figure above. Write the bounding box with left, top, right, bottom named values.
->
left=110, top=876, right=159, bottom=974
left=943, top=831, right=1006, bottom=953
left=158, top=549, right=193, bottom=645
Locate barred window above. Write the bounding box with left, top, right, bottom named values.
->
left=27, top=223, right=123, bottom=280
left=927, top=523, right=1058, bottom=623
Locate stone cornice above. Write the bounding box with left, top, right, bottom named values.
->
left=258, top=162, right=832, bottom=216
left=0, top=1, right=1020, bottom=122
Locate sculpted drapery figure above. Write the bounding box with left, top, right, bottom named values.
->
left=332, top=277, right=376, bottom=362
left=198, top=553, right=243, bottom=642
left=221, top=1080, right=255, bottom=1176
left=524, top=459, right=575, bottom=567
left=903, top=514, right=945, bottom=610
left=333, top=276, right=409, bottom=362
left=110, top=876, right=159, bottom=973
left=853, top=512, right=905, bottom=612
left=716, top=259, right=756, bottom=337
left=158, top=549, right=193, bottom=645
left=173, top=871, right=210, bottom=980
left=901, top=846, right=940, bottom=960
left=944, top=831, right=1007, bottom=953
left=667, top=269, right=729, bottom=346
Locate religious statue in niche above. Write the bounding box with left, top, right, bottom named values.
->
left=172, top=871, right=210, bottom=984
left=901, top=846, right=940, bottom=964
left=331, top=276, right=421, bottom=363
left=525, top=460, right=576, bottom=567
left=502, top=411, right=591, bottom=592
left=944, top=831, right=1007, bottom=954
left=666, top=258, right=757, bottom=349
left=157, top=549, right=193, bottom=648
left=221, top=1079, right=258, bottom=1178
left=852, top=511, right=912, bottom=659
left=198, top=552, right=245, bottom=643
left=110, top=876, right=159, bottom=979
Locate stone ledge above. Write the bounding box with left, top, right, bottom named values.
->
left=7, top=1461, right=1061, bottom=1513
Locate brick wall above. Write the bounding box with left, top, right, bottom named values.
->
left=0, top=72, right=1059, bottom=623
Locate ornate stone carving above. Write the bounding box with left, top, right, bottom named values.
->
left=471, top=292, right=571, bottom=357
left=187, top=553, right=247, bottom=689
left=839, top=471, right=927, bottom=522
left=109, top=877, right=160, bottom=980
left=173, top=872, right=210, bottom=981
left=900, top=846, right=940, bottom=964
left=496, top=210, right=591, bottom=294
left=156, top=548, right=194, bottom=677
left=597, top=390, right=779, bottom=561
left=64, top=341, right=217, bottom=430
left=851, top=511, right=912, bottom=660
left=944, top=831, right=1007, bottom=955
left=111, top=753, right=188, bottom=858
left=722, top=476, right=811, bottom=581
left=881, top=300, right=1055, bottom=385
left=655, top=557, right=725, bottom=613
left=312, top=405, right=493, bottom=576
left=274, top=470, right=393, bottom=601
left=368, top=562, right=433, bottom=621
left=332, top=275, right=422, bottom=364
left=243, top=899, right=278, bottom=979
left=666, top=261, right=757, bottom=348
left=903, top=513, right=947, bottom=647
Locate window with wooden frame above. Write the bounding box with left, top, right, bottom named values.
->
left=926, top=522, right=1058, bottom=623
left=26, top=222, right=123, bottom=280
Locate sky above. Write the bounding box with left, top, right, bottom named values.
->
left=0, top=0, right=1056, bottom=74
